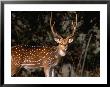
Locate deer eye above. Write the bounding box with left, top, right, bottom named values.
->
left=54, top=38, right=61, bottom=43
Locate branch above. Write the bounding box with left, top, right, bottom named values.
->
left=80, top=34, right=92, bottom=76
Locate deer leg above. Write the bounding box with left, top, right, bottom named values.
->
left=48, top=66, right=55, bottom=77
left=11, top=66, right=17, bottom=76
left=11, top=62, right=17, bottom=76
left=47, top=66, right=55, bottom=77
left=44, top=67, right=51, bottom=77
left=51, top=68, right=55, bottom=77
left=11, top=60, right=22, bottom=76
left=11, top=65, right=21, bottom=77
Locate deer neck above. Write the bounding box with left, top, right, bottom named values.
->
left=54, top=46, right=66, bottom=58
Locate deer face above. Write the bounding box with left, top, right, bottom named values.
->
left=54, top=37, right=73, bottom=56
left=50, top=12, right=77, bottom=56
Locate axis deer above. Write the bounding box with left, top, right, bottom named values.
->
left=11, top=12, right=78, bottom=77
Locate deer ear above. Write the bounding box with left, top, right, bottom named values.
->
left=54, top=38, right=61, bottom=43
left=68, top=38, right=73, bottom=43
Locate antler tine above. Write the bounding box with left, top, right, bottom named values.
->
left=50, top=12, right=54, bottom=28
left=50, top=12, right=55, bottom=35
left=67, top=13, right=78, bottom=39
left=50, top=12, right=62, bottom=38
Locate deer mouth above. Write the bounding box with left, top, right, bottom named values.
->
left=59, top=50, right=66, bottom=56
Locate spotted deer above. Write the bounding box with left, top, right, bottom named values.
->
left=11, top=12, right=78, bottom=77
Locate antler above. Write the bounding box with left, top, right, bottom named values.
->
left=67, top=14, right=78, bottom=39
left=50, top=12, right=62, bottom=39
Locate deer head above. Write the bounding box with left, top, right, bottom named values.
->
left=50, top=12, right=78, bottom=57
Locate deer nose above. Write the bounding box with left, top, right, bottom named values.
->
left=64, top=48, right=67, bottom=51
left=64, top=46, right=68, bottom=51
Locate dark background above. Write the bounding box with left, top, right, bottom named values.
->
left=11, top=11, right=100, bottom=77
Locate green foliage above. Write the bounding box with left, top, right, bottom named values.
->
left=11, top=11, right=100, bottom=76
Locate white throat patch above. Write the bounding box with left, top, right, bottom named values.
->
left=59, top=50, right=66, bottom=56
